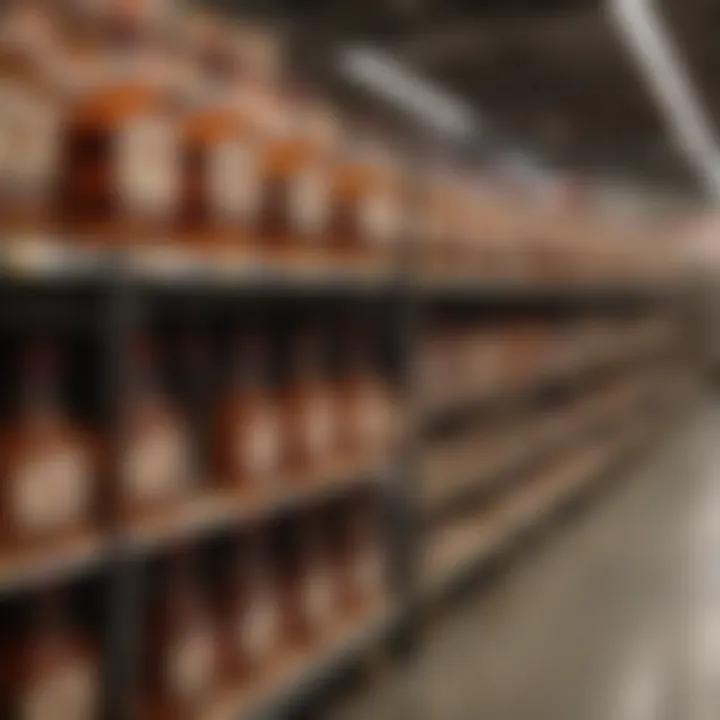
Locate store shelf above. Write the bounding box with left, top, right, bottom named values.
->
left=123, top=456, right=390, bottom=557
left=421, top=423, right=657, bottom=605
left=201, top=603, right=397, bottom=720
left=423, top=339, right=675, bottom=430
left=0, top=531, right=108, bottom=595
left=414, top=272, right=681, bottom=304
left=421, top=374, right=668, bottom=517
left=0, top=241, right=398, bottom=296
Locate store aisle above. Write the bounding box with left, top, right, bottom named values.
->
left=331, top=403, right=720, bottom=720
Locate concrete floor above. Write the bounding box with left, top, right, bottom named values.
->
left=330, top=403, right=720, bottom=720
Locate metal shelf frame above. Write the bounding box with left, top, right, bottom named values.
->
left=0, top=246, right=699, bottom=720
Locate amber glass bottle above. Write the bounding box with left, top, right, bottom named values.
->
left=219, top=531, right=281, bottom=681
left=9, top=591, right=100, bottom=720
left=143, top=551, right=218, bottom=717
left=282, top=330, right=337, bottom=475
left=214, top=332, right=281, bottom=492
left=281, top=513, right=337, bottom=646
left=179, top=100, right=262, bottom=249
left=118, top=336, right=193, bottom=523
left=1, top=344, right=94, bottom=551
left=330, top=144, right=403, bottom=266
left=337, top=329, right=395, bottom=462
left=0, top=4, right=63, bottom=236
left=332, top=497, right=385, bottom=615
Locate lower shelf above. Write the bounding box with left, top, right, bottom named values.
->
left=421, top=422, right=660, bottom=604
left=200, top=603, right=397, bottom=720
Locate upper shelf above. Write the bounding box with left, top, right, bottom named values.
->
left=0, top=239, right=691, bottom=304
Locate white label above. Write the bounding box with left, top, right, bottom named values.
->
left=304, top=572, right=333, bottom=629
left=289, top=168, right=328, bottom=238
left=167, top=630, right=215, bottom=701
left=0, top=80, right=59, bottom=191
left=357, top=395, right=390, bottom=450
left=21, top=661, right=97, bottom=720
left=11, top=448, right=90, bottom=536
left=117, top=116, right=179, bottom=216
left=237, top=596, right=278, bottom=663
left=304, top=397, right=334, bottom=459
left=123, top=425, right=187, bottom=503
left=208, top=140, right=260, bottom=221
left=361, top=192, right=399, bottom=245
left=235, top=412, right=279, bottom=479
left=354, top=551, right=383, bottom=597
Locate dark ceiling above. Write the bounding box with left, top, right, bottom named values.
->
left=216, top=0, right=720, bottom=194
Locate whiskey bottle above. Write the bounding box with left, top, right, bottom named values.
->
left=282, top=514, right=336, bottom=645
left=214, top=332, right=281, bottom=491
left=283, top=330, right=337, bottom=474
left=118, top=335, right=193, bottom=523
left=9, top=591, right=100, bottom=720
left=144, top=551, right=218, bottom=715
left=0, top=5, right=63, bottom=235
left=1, top=344, right=94, bottom=550
left=219, top=531, right=281, bottom=679
left=337, top=329, right=395, bottom=462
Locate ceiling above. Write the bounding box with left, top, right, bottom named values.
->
left=216, top=0, right=720, bottom=196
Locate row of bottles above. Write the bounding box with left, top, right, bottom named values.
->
left=0, top=1, right=404, bottom=265
left=0, top=492, right=385, bottom=720
left=0, top=592, right=99, bottom=720
left=419, top=315, right=675, bottom=411
left=0, top=1, right=687, bottom=280
left=144, top=500, right=384, bottom=717
left=0, top=328, right=398, bottom=554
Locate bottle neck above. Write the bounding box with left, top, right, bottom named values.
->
left=30, top=588, right=70, bottom=642
left=19, top=350, right=63, bottom=428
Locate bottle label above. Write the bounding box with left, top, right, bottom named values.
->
left=123, top=425, right=187, bottom=504
left=237, top=596, right=278, bottom=663
left=304, top=571, right=333, bottom=629
left=208, top=139, right=260, bottom=221
left=0, top=80, right=59, bottom=194
left=167, top=629, right=215, bottom=702
left=116, top=116, right=179, bottom=217
left=357, top=394, right=389, bottom=450
left=235, top=412, right=279, bottom=478
left=304, top=397, right=334, bottom=459
left=289, top=167, right=329, bottom=239
left=354, top=551, right=383, bottom=597
left=360, top=192, right=399, bottom=245
left=20, top=661, right=98, bottom=720
left=11, top=448, right=90, bottom=536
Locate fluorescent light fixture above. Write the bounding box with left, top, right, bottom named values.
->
left=609, top=0, right=720, bottom=199
left=340, top=46, right=477, bottom=141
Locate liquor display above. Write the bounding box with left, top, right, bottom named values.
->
left=218, top=530, right=281, bottom=680
left=4, top=592, right=100, bottom=720
left=328, top=495, right=385, bottom=614
left=337, top=330, right=396, bottom=461
left=329, top=144, right=404, bottom=264
left=214, top=332, right=282, bottom=490
left=0, top=2, right=698, bottom=720
left=281, top=512, right=338, bottom=646
left=0, top=345, right=94, bottom=551
left=0, top=5, right=63, bottom=236
left=118, top=336, right=194, bottom=523
left=283, top=330, right=338, bottom=475
left=141, top=552, right=219, bottom=718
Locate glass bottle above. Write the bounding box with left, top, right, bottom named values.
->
left=1, top=344, right=94, bottom=550
left=283, top=330, right=337, bottom=475
left=214, top=332, right=281, bottom=492
left=144, top=550, right=218, bottom=715
left=119, top=335, right=192, bottom=522
left=220, top=531, right=281, bottom=680
left=10, top=590, right=99, bottom=720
